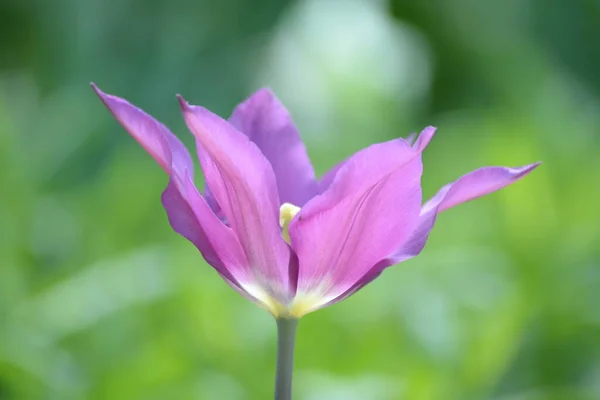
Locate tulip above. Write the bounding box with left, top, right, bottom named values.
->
left=93, top=84, right=539, bottom=399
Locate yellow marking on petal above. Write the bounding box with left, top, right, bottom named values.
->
left=240, top=283, right=286, bottom=317
left=279, top=203, right=301, bottom=244
left=241, top=282, right=332, bottom=319
left=271, top=292, right=329, bottom=318
left=241, top=282, right=300, bottom=318
left=240, top=203, right=335, bottom=319
left=287, top=292, right=332, bottom=318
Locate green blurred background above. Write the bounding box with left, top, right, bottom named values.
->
left=1, top=0, right=599, bottom=399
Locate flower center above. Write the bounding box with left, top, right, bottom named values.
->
left=279, top=203, right=301, bottom=244
left=257, top=202, right=329, bottom=318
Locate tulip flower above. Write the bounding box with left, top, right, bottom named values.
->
left=93, top=84, right=539, bottom=400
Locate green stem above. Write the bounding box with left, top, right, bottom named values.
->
left=274, top=318, right=298, bottom=400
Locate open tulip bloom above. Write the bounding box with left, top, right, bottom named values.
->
left=93, top=83, right=539, bottom=399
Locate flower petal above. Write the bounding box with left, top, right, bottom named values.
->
left=317, top=160, right=344, bottom=194
left=178, top=96, right=293, bottom=301
left=92, top=83, right=193, bottom=178
left=317, top=128, right=433, bottom=194
left=227, top=88, right=318, bottom=206
left=288, top=138, right=424, bottom=311
left=412, top=126, right=436, bottom=152
left=92, top=84, right=252, bottom=295
left=399, top=162, right=542, bottom=257
left=161, top=175, right=251, bottom=290
left=426, top=162, right=542, bottom=213
left=324, top=162, right=541, bottom=306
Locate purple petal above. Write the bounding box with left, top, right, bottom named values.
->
left=326, top=162, right=541, bottom=305
left=317, top=160, right=344, bottom=194
left=354, top=162, right=541, bottom=290
left=423, top=163, right=541, bottom=214
left=92, top=83, right=193, bottom=178
left=289, top=138, right=424, bottom=308
left=228, top=88, right=318, bottom=206
left=92, top=84, right=254, bottom=296
left=400, top=162, right=541, bottom=256
left=162, top=175, right=252, bottom=290
left=412, top=126, right=436, bottom=152
left=317, top=127, right=434, bottom=194
left=178, top=95, right=293, bottom=301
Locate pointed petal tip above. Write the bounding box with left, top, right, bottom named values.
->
left=256, top=86, right=274, bottom=94
left=251, top=87, right=276, bottom=98
left=177, top=96, right=214, bottom=123
left=90, top=82, right=107, bottom=98
left=413, top=126, right=437, bottom=152
left=176, top=94, right=189, bottom=110
left=90, top=83, right=120, bottom=109
left=513, top=161, right=541, bottom=177
left=237, top=87, right=279, bottom=108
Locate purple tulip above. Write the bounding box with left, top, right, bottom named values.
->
left=92, top=84, right=540, bottom=319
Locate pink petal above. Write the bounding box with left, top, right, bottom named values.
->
left=317, top=127, right=434, bottom=194
left=289, top=138, right=424, bottom=305
left=411, top=126, right=436, bottom=153
left=178, top=96, right=293, bottom=301
left=92, top=84, right=252, bottom=295
left=399, top=162, right=541, bottom=257
left=92, top=83, right=193, bottom=178
left=317, top=160, right=344, bottom=194
left=424, top=162, right=541, bottom=213
left=327, top=162, right=541, bottom=305
left=228, top=88, right=318, bottom=206
left=162, top=175, right=252, bottom=290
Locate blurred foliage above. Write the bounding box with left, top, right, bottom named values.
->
left=1, top=0, right=599, bottom=399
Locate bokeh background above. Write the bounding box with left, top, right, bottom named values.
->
left=1, top=0, right=599, bottom=399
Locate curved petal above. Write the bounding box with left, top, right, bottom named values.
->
left=92, top=83, right=193, bottom=178
left=161, top=175, right=252, bottom=290
left=338, top=162, right=542, bottom=301
left=227, top=88, right=318, bottom=206
left=316, top=160, right=344, bottom=194
left=317, top=127, right=434, bottom=194
left=327, top=162, right=541, bottom=307
left=424, top=162, right=541, bottom=213
left=397, top=162, right=541, bottom=257
left=412, top=126, right=436, bottom=152
left=178, top=96, right=293, bottom=302
left=288, top=138, right=424, bottom=312
left=92, top=84, right=252, bottom=296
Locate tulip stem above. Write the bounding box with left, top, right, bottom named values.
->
left=274, top=318, right=298, bottom=400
